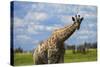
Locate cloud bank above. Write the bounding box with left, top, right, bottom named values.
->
left=13, top=2, right=97, bottom=51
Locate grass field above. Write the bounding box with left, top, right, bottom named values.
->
left=14, top=49, right=97, bottom=66
left=64, top=49, right=97, bottom=63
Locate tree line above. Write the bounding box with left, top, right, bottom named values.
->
left=14, top=42, right=97, bottom=53
left=65, top=42, right=97, bottom=54
left=65, top=42, right=97, bottom=50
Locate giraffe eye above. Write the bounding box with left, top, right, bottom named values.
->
left=72, top=17, right=75, bottom=21
left=78, top=15, right=80, bottom=17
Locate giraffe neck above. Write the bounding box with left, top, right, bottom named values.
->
left=52, top=22, right=79, bottom=42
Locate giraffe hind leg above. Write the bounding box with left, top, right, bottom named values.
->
left=34, top=48, right=47, bottom=64
left=33, top=48, right=42, bottom=64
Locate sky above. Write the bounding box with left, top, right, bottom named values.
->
left=11, top=1, right=97, bottom=51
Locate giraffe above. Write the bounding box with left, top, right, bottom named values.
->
left=33, top=14, right=84, bottom=64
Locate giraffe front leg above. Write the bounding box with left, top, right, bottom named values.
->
left=48, top=48, right=60, bottom=64
left=58, top=54, right=64, bottom=63
left=58, top=48, right=65, bottom=63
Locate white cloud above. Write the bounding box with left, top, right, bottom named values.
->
left=76, top=29, right=97, bottom=40
left=15, top=34, right=40, bottom=46
left=77, top=36, right=89, bottom=39
left=77, top=29, right=93, bottom=35
left=15, top=35, right=32, bottom=44
left=31, top=4, right=37, bottom=9
left=24, top=11, right=48, bottom=22
left=60, top=15, right=73, bottom=24
left=50, top=4, right=67, bottom=13
left=27, top=23, right=61, bottom=34
left=79, top=11, right=97, bottom=19
left=45, top=25, right=61, bottom=31
left=27, top=27, right=39, bottom=34
left=77, top=6, right=97, bottom=19
left=31, top=3, right=77, bottom=14
left=27, top=23, right=44, bottom=34
left=14, top=17, right=61, bottom=35
left=88, top=23, right=96, bottom=28
left=16, top=35, right=31, bottom=40
left=14, top=11, right=49, bottom=35
left=32, top=40, right=39, bottom=45
left=76, top=33, right=97, bottom=41
left=14, top=3, right=97, bottom=35
left=14, top=17, right=25, bottom=28
left=31, top=3, right=46, bottom=11
left=32, top=3, right=67, bottom=14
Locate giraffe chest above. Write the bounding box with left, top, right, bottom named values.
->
left=38, top=39, right=59, bottom=53
left=38, top=33, right=63, bottom=54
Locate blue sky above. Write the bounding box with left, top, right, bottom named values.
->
left=12, top=1, right=97, bottom=51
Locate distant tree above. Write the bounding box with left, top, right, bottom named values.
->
left=92, top=42, right=97, bottom=48
left=64, top=42, right=97, bottom=54
left=14, top=47, right=23, bottom=53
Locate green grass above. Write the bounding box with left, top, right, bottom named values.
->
left=64, top=49, right=97, bottom=63
left=14, top=49, right=97, bottom=66
left=14, top=53, right=34, bottom=66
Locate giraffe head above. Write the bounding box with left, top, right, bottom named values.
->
left=72, top=15, right=84, bottom=30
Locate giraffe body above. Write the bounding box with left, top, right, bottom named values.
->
left=33, top=15, right=84, bottom=64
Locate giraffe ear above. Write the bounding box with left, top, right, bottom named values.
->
left=80, top=17, right=84, bottom=22
left=72, top=17, right=75, bottom=21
